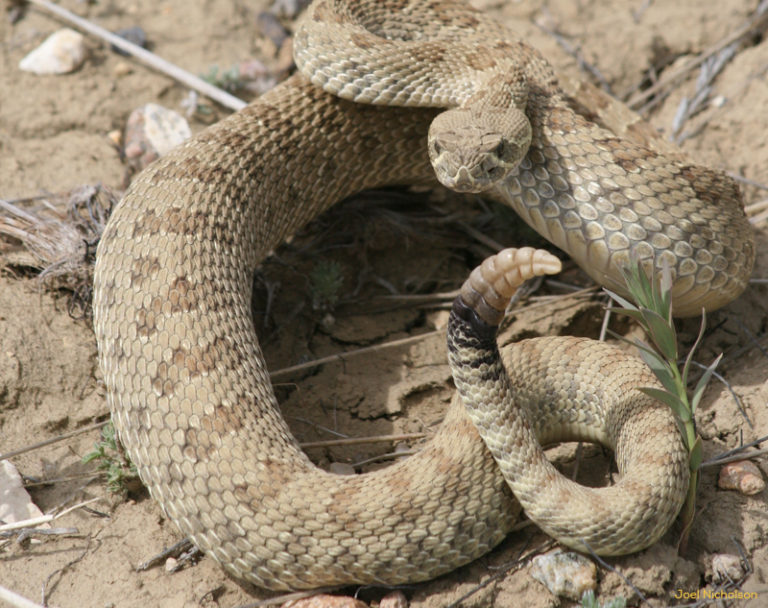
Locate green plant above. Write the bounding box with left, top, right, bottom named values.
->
left=581, top=589, right=627, bottom=608
left=605, top=259, right=719, bottom=553
left=82, top=421, right=139, bottom=494
left=201, top=64, right=244, bottom=93
left=309, top=260, right=345, bottom=311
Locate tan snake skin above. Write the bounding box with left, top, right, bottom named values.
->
left=93, top=0, right=752, bottom=591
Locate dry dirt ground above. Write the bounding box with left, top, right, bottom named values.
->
left=2, top=1, right=768, bottom=607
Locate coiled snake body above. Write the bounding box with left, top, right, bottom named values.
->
left=93, top=0, right=754, bottom=591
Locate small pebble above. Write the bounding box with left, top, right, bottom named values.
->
left=329, top=462, right=355, bottom=476
left=282, top=594, right=366, bottom=608
left=530, top=550, right=597, bottom=601
left=19, top=28, right=87, bottom=75
left=164, top=557, right=178, bottom=572
left=379, top=590, right=408, bottom=608
left=711, top=94, right=727, bottom=108
left=718, top=460, right=765, bottom=495
left=111, top=26, right=147, bottom=55
left=712, top=553, right=745, bottom=583
left=107, top=129, right=123, bottom=147
left=113, top=61, right=134, bottom=77
left=320, top=312, right=336, bottom=332
left=123, top=103, right=191, bottom=170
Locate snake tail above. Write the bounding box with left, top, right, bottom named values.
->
left=448, top=248, right=690, bottom=555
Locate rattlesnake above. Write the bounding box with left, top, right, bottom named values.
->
left=92, top=0, right=753, bottom=591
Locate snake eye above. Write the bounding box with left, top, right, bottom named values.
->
left=432, top=141, right=444, bottom=156
left=494, top=142, right=506, bottom=158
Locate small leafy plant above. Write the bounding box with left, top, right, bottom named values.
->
left=201, top=64, right=244, bottom=93
left=83, top=421, right=139, bottom=494
left=309, top=260, right=345, bottom=311
left=605, top=259, right=720, bottom=553
left=581, top=589, right=627, bottom=608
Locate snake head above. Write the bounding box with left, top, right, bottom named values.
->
left=428, top=107, right=531, bottom=193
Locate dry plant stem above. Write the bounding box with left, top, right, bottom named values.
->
left=268, top=329, right=444, bottom=378
left=0, top=498, right=101, bottom=533
left=0, top=585, right=47, bottom=608
left=702, top=433, right=768, bottom=467
left=745, top=198, right=768, bottom=214
left=701, top=447, right=768, bottom=467
left=0, top=420, right=109, bottom=462
left=26, top=0, right=246, bottom=111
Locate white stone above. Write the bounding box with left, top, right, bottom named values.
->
left=19, top=29, right=87, bottom=75
left=124, top=104, right=192, bottom=170
left=0, top=460, right=47, bottom=525
left=138, top=103, right=192, bottom=157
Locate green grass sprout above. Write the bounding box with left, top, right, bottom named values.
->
left=604, top=258, right=719, bottom=554
left=581, top=589, right=627, bottom=608
left=309, top=260, right=345, bottom=311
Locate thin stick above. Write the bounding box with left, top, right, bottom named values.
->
left=269, top=329, right=444, bottom=378
left=745, top=198, right=768, bottom=214
left=0, top=585, right=48, bottom=608
left=23, top=473, right=103, bottom=488
left=271, top=286, right=594, bottom=380
left=701, top=433, right=768, bottom=467
left=728, top=172, right=768, bottom=191
left=352, top=449, right=417, bottom=468
left=26, top=0, right=246, bottom=111
left=376, top=289, right=459, bottom=303
left=700, top=447, right=768, bottom=467
left=0, top=420, right=109, bottom=463
left=628, top=7, right=768, bottom=110
left=455, top=220, right=506, bottom=252
left=1, top=527, right=79, bottom=540
left=0, top=498, right=100, bottom=533
left=598, top=305, right=612, bottom=341
left=750, top=208, right=768, bottom=224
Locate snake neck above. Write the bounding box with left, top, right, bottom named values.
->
left=489, top=88, right=754, bottom=316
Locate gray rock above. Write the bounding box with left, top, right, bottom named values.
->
left=530, top=550, right=597, bottom=601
